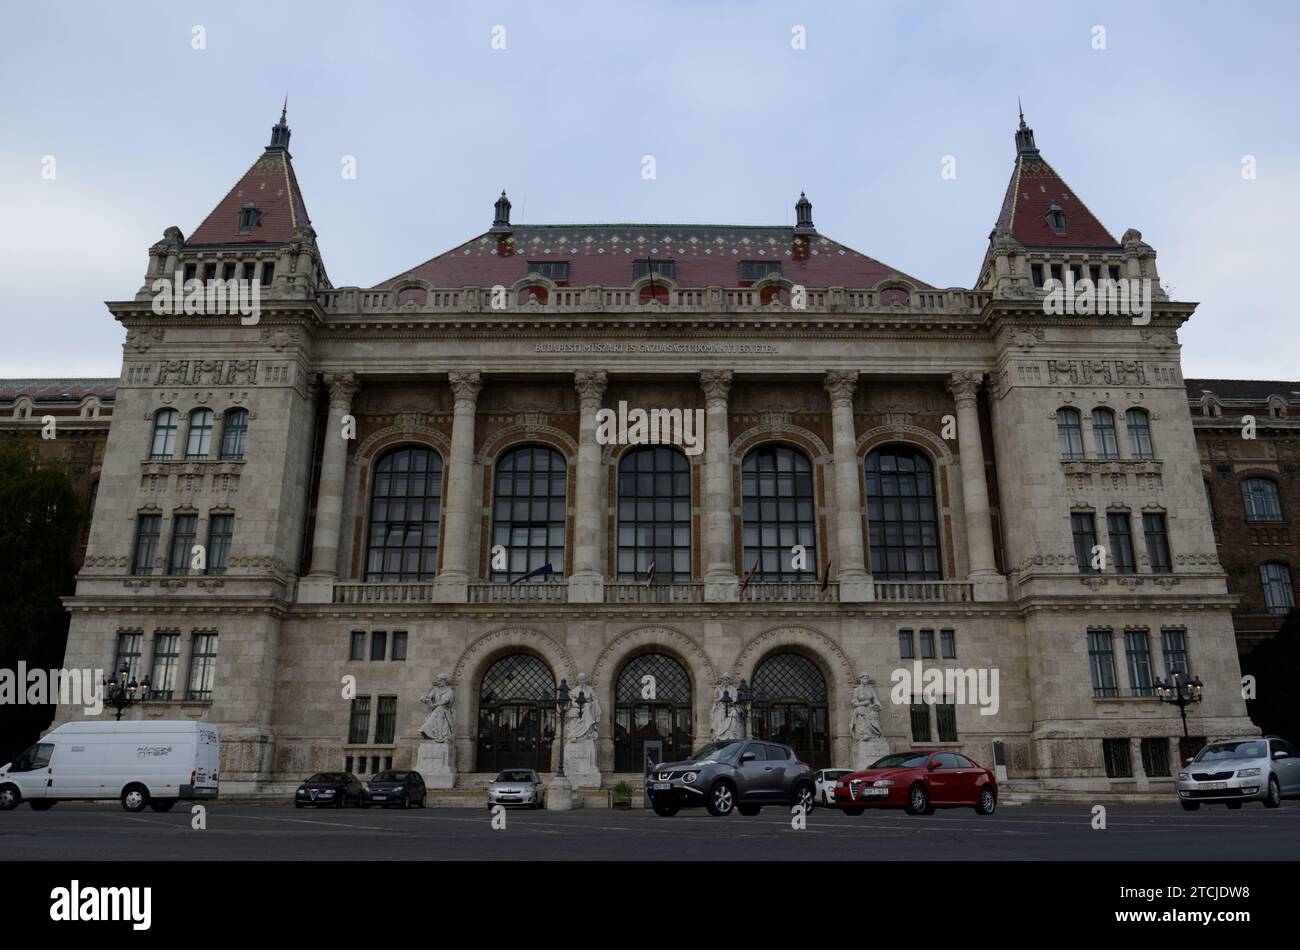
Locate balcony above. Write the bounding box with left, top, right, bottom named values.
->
left=333, top=582, right=437, bottom=605
left=603, top=582, right=703, bottom=604
left=742, top=581, right=837, bottom=603
left=468, top=583, right=568, bottom=604
left=872, top=581, right=975, bottom=603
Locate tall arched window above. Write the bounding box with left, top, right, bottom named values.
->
left=490, top=445, right=568, bottom=582
left=1126, top=408, right=1154, bottom=459
left=617, top=446, right=691, bottom=581
left=741, top=444, right=816, bottom=581
left=865, top=445, right=941, bottom=580
left=613, top=653, right=692, bottom=771
left=1261, top=562, right=1295, bottom=615
left=1057, top=408, right=1084, bottom=459
left=750, top=653, right=830, bottom=770
left=1242, top=477, right=1283, bottom=522
left=220, top=408, right=249, bottom=460
left=150, top=409, right=179, bottom=460
left=185, top=409, right=214, bottom=459
left=365, top=446, right=444, bottom=581
left=476, top=653, right=556, bottom=773
left=1091, top=408, right=1119, bottom=459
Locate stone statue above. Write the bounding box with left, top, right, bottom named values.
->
left=850, top=672, right=890, bottom=769
left=562, top=673, right=601, bottom=789
left=567, top=673, right=600, bottom=742
left=419, top=674, right=455, bottom=742
left=710, top=673, right=742, bottom=741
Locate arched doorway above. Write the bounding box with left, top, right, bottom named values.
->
left=613, top=653, right=693, bottom=771
left=476, top=653, right=556, bottom=773
left=750, top=652, right=830, bottom=769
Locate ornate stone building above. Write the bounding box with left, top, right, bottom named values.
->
left=52, top=108, right=1257, bottom=798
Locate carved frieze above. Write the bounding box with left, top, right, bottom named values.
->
left=1046, top=360, right=1146, bottom=386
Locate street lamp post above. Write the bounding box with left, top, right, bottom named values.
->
left=1155, top=670, right=1204, bottom=765
left=721, top=678, right=755, bottom=739
left=101, top=664, right=150, bottom=721
left=546, top=678, right=582, bottom=811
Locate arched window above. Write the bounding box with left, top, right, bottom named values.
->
left=750, top=653, right=829, bottom=770
left=865, top=445, right=941, bottom=580
left=365, top=446, right=444, bottom=581
left=617, top=446, right=691, bottom=582
left=476, top=653, right=556, bottom=773
left=741, top=444, right=816, bottom=581
left=185, top=409, right=214, bottom=459
left=1261, top=563, right=1295, bottom=615
left=149, top=409, right=180, bottom=460
left=1242, top=477, right=1283, bottom=522
left=1126, top=408, right=1154, bottom=459
left=1091, top=408, right=1119, bottom=459
left=490, top=445, right=567, bottom=582
left=220, top=408, right=249, bottom=460
left=1057, top=408, right=1083, bottom=459
left=613, top=653, right=692, bottom=772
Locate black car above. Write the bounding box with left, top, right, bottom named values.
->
left=294, top=772, right=363, bottom=808
left=647, top=740, right=816, bottom=817
left=361, top=770, right=428, bottom=809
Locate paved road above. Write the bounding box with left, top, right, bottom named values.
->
left=3, top=800, right=1299, bottom=860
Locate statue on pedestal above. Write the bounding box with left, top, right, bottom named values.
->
left=419, top=674, right=455, bottom=742
left=850, top=673, right=890, bottom=770
left=416, top=674, right=457, bottom=788
left=563, top=673, right=602, bottom=788
left=710, top=673, right=742, bottom=741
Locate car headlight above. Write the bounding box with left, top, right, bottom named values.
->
left=873, top=779, right=894, bottom=787
left=320, top=789, right=335, bottom=795
left=1177, top=772, right=1189, bottom=781
left=683, top=772, right=698, bottom=784
left=1236, top=768, right=1261, bottom=778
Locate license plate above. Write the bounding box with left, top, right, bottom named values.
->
left=653, top=783, right=672, bottom=791
left=1199, top=781, right=1228, bottom=790
left=865, top=788, right=888, bottom=796
left=372, top=795, right=386, bottom=800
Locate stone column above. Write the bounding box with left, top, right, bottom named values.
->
left=569, top=371, right=608, bottom=603
left=434, top=371, right=482, bottom=602
left=825, top=371, right=872, bottom=601
left=947, top=371, right=1006, bottom=601
left=701, top=370, right=738, bottom=600
left=299, top=372, right=358, bottom=603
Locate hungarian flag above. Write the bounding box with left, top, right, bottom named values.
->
left=821, top=560, right=833, bottom=592
left=510, top=563, right=555, bottom=586
left=737, top=559, right=760, bottom=598
left=643, top=557, right=656, bottom=587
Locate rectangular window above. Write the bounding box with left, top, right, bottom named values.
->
left=1126, top=410, right=1154, bottom=459
left=242, top=262, right=256, bottom=282
left=375, top=696, right=398, bottom=744
left=1142, top=513, right=1171, bottom=574
left=183, top=262, right=197, bottom=282
left=1088, top=630, right=1117, bottom=697
left=349, top=631, right=366, bottom=661
left=185, top=409, right=214, bottom=459
left=1108, top=264, right=1122, bottom=282
left=1125, top=630, right=1154, bottom=696
left=1049, top=263, right=1064, bottom=284
left=222, top=262, right=237, bottom=281
left=899, top=629, right=915, bottom=659
left=1072, top=512, right=1098, bottom=573
left=149, top=632, right=180, bottom=700
left=936, top=698, right=958, bottom=742
left=1103, top=738, right=1133, bottom=778
left=114, top=631, right=143, bottom=683
left=347, top=697, right=372, bottom=744
left=260, top=262, right=275, bottom=286
left=632, top=260, right=676, bottom=280
left=168, top=514, right=198, bottom=574
left=391, top=631, right=408, bottom=661
left=909, top=702, right=932, bottom=743
left=940, top=629, right=956, bottom=659
left=370, top=631, right=387, bottom=661
left=1092, top=410, right=1120, bottom=459
left=1261, top=563, right=1295, bottom=614
left=1140, top=738, right=1170, bottom=777
left=206, top=514, right=233, bottom=575
left=1107, top=513, right=1136, bottom=574
left=1030, top=263, right=1044, bottom=287
left=739, top=260, right=781, bottom=281
left=186, top=632, right=218, bottom=701
left=202, top=263, right=217, bottom=282
left=1161, top=629, right=1189, bottom=677
left=919, top=629, right=935, bottom=659
left=527, top=261, right=570, bottom=281
left=131, top=514, right=162, bottom=575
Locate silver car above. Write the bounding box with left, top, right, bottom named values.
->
left=647, top=739, right=816, bottom=817
left=1177, top=736, right=1300, bottom=810
left=486, top=769, right=546, bottom=809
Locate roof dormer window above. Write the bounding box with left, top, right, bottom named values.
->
left=1045, top=204, right=1068, bottom=235
left=633, top=260, right=676, bottom=281
left=740, top=260, right=781, bottom=281
left=238, top=203, right=262, bottom=233
left=527, top=261, right=569, bottom=282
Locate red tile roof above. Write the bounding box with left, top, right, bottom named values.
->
left=0, top=379, right=117, bottom=402
left=187, top=148, right=311, bottom=246
left=379, top=225, right=934, bottom=291
left=995, top=151, right=1119, bottom=249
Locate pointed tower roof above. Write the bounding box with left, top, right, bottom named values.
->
left=187, top=104, right=313, bottom=246
left=993, top=108, right=1119, bottom=249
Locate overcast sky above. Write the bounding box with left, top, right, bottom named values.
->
left=1, top=0, right=1296, bottom=379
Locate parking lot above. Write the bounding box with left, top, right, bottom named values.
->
left=2, top=800, right=1298, bottom=860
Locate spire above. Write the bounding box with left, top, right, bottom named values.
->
left=490, top=190, right=513, bottom=234
left=1014, top=101, right=1037, bottom=156
left=793, top=191, right=815, bottom=236
left=267, top=100, right=291, bottom=153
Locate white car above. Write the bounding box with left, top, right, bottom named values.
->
left=814, top=768, right=853, bottom=806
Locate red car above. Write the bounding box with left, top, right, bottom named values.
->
left=832, top=751, right=998, bottom=816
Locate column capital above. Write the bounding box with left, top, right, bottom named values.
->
left=574, top=370, right=608, bottom=405
left=946, top=371, right=984, bottom=405
left=824, top=370, right=859, bottom=408
left=448, top=371, right=482, bottom=408
left=324, top=372, right=359, bottom=408
left=700, top=369, right=733, bottom=406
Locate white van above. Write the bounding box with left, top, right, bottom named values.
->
left=0, top=720, right=219, bottom=812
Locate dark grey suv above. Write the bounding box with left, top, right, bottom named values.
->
left=647, top=740, right=816, bottom=817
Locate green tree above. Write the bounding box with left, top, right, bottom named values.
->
left=0, top=438, right=80, bottom=758
left=1241, top=610, right=1300, bottom=740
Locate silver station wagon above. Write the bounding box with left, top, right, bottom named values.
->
left=1177, top=736, right=1300, bottom=810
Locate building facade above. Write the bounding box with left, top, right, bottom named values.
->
left=52, top=109, right=1257, bottom=797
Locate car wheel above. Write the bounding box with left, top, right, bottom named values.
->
left=30, top=800, right=56, bottom=811
left=651, top=799, right=679, bottom=817
left=402, top=793, right=411, bottom=810
left=0, top=785, right=19, bottom=811
left=795, top=782, right=815, bottom=813
left=1226, top=801, right=1243, bottom=810
left=121, top=784, right=149, bottom=813
left=974, top=785, right=997, bottom=816
left=843, top=806, right=865, bottom=816
left=149, top=800, right=175, bottom=813
left=904, top=782, right=933, bottom=816
left=418, top=793, right=427, bottom=808
left=737, top=804, right=762, bottom=816
left=1180, top=800, right=1200, bottom=811
left=705, top=780, right=735, bottom=817
left=1264, top=776, right=1282, bottom=808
